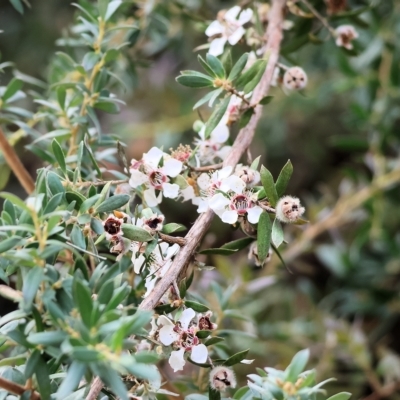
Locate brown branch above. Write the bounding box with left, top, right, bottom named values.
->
left=159, top=232, right=186, bottom=246
left=0, top=127, right=35, bottom=194
left=86, top=0, right=287, bottom=398
left=69, top=179, right=128, bottom=188
left=140, top=0, right=287, bottom=312
left=0, top=376, right=40, bottom=400
left=188, top=163, right=223, bottom=172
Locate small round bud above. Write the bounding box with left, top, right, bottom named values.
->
left=234, top=164, right=260, bottom=187
left=275, top=195, right=305, bottom=223
left=283, top=67, right=307, bottom=90
left=209, top=366, right=237, bottom=391
left=193, top=120, right=204, bottom=133
left=248, top=241, right=272, bottom=267
left=335, top=25, right=358, bottom=50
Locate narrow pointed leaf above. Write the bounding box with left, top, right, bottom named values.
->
left=275, top=160, right=293, bottom=197
left=257, top=212, right=272, bottom=265
left=260, top=166, right=278, bottom=206
left=204, top=96, right=230, bottom=139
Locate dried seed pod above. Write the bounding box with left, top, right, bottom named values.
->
left=283, top=67, right=308, bottom=90
left=209, top=366, right=237, bottom=391
left=335, top=25, right=358, bottom=50
left=275, top=195, right=305, bottom=223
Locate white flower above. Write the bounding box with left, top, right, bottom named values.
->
left=206, top=6, right=253, bottom=56
left=234, top=164, right=260, bottom=187
left=275, top=195, right=305, bottom=223
left=158, top=308, right=209, bottom=372
left=129, top=147, right=183, bottom=207
left=194, top=123, right=230, bottom=165
left=209, top=180, right=263, bottom=225
left=283, top=67, right=308, bottom=91
left=335, top=25, right=358, bottom=50
left=143, top=242, right=180, bottom=297
left=102, top=213, right=124, bottom=241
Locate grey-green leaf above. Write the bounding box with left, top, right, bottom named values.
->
left=206, top=54, right=225, bottom=78
left=285, top=348, right=310, bottom=383
left=275, top=160, right=293, bottom=197
left=260, top=165, right=278, bottom=206
left=228, top=53, right=249, bottom=81
left=271, top=218, right=284, bottom=248
left=52, top=139, right=66, bottom=174
left=257, top=212, right=272, bottom=265
left=121, top=224, right=153, bottom=242
left=96, top=194, right=130, bottom=213
left=204, top=96, right=231, bottom=139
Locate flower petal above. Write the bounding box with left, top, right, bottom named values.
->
left=224, top=5, right=241, bottom=21
left=197, top=173, right=211, bottom=190
left=215, top=166, right=233, bottom=180
left=159, top=325, right=180, bottom=346
left=205, top=20, right=224, bottom=37
left=143, top=147, right=163, bottom=169
left=179, top=308, right=195, bottom=330
left=191, top=344, right=208, bottom=364
left=169, top=348, right=186, bottom=372
left=129, top=170, right=148, bottom=188
left=162, top=158, right=183, bottom=177
left=133, top=254, right=146, bottom=274
left=209, top=193, right=230, bottom=211
left=220, top=175, right=246, bottom=194
left=238, top=8, right=253, bottom=25
left=247, top=206, right=263, bottom=224
left=221, top=210, right=238, bottom=224
left=162, top=183, right=180, bottom=199
left=181, top=185, right=195, bottom=201
left=228, top=26, right=246, bottom=45
left=144, top=188, right=160, bottom=207
left=208, top=37, right=227, bottom=57
left=211, top=124, right=229, bottom=143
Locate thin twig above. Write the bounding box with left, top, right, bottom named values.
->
left=159, top=232, right=186, bottom=246
left=69, top=179, right=128, bottom=188
left=87, top=0, right=287, bottom=397
left=0, top=127, right=35, bottom=194
left=300, top=0, right=336, bottom=37
left=0, top=376, right=40, bottom=400
left=188, top=163, right=223, bottom=172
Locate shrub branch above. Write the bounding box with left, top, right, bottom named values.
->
left=87, top=0, right=287, bottom=398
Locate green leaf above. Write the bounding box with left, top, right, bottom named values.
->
left=93, top=100, right=120, bottom=114
left=70, top=224, right=86, bottom=250
left=161, top=223, right=186, bottom=234
left=228, top=53, right=249, bottom=81
left=185, top=300, right=209, bottom=313
left=209, top=386, right=221, bottom=400
left=28, top=331, right=67, bottom=346
left=0, top=164, right=11, bottom=191
left=9, top=0, right=24, bottom=14
left=235, top=59, right=266, bottom=90
left=96, top=194, right=130, bottom=213
left=285, top=349, right=309, bottom=383
left=206, top=54, right=225, bottom=78
left=243, top=60, right=267, bottom=93
left=105, top=0, right=123, bottom=21
left=239, top=107, right=254, bottom=128
left=223, top=349, right=249, bottom=366
left=2, top=78, right=23, bottom=102
left=221, top=50, right=233, bottom=76
left=221, top=237, right=254, bottom=251
left=73, top=279, right=93, bottom=328
left=259, top=95, right=274, bottom=105
left=193, top=88, right=223, bottom=110
left=327, top=393, right=352, bottom=400
left=79, top=194, right=101, bottom=213
left=198, top=248, right=238, bottom=255
left=22, top=267, right=44, bottom=311
left=196, top=330, right=212, bottom=339
left=121, top=224, right=153, bottom=242
left=52, top=139, right=67, bottom=174
left=204, top=336, right=224, bottom=346
left=197, top=55, right=215, bottom=77
left=257, top=212, right=272, bottom=265
left=176, top=72, right=214, bottom=88
left=122, top=361, right=160, bottom=382
left=97, top=279, right=114, bottom=304
left=57, top=86, right=66, bottom=110
left=0, top=192, right=31, bottom=213
left=24, top=349, right=41, bottom=379
left=35, top=356, right=51, bottom=400
left=233, top=387, right=250, bottom=399
left=275, top=160, right=293, bottom=197
left=56, top=361, right=86, bottom=400
left=0, top=236, right=22, bottom=253
left=47, top=172, right=65, bottom=195
left=84, top=134, right=102, bottom=177
left=260, top=165, right=278, bottom=206
left=271, top=218, right=284, bottom=248
left=134, top=352, right=160, bottom=364
left=204, top=96, right=231, bottom=139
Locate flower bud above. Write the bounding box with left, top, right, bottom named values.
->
left=209, top=366, right=236, bottom=391
left=248, top=241, right=272, bottom=267
left=283, top=67, right=307, bottom=90
left=335, top=25, right=358, bottom=50
left=234, top=164, right=260, bottom=187
left=275, top=195, right=305, bottom=223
